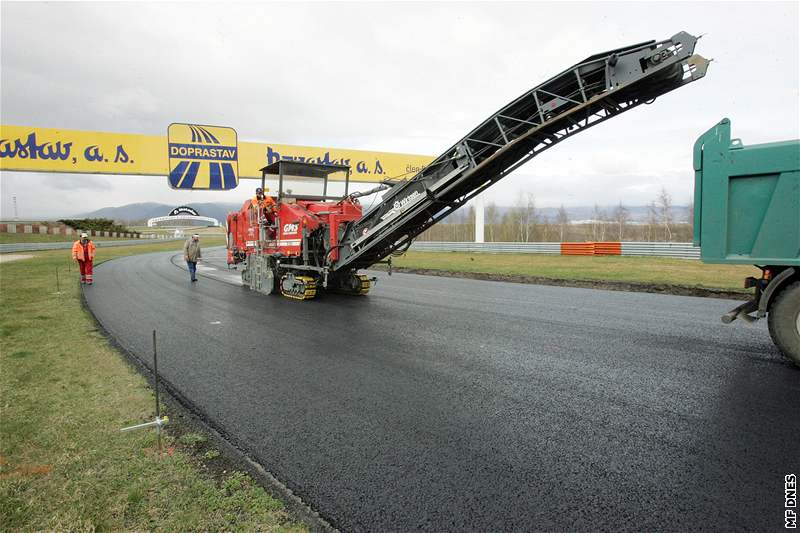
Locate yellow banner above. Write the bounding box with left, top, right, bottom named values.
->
left=0, top=125, right=434, bottom=184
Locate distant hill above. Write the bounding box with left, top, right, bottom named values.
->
left=82, top=202, right=243, bottom=225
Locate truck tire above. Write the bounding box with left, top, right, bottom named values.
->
left=768, top=281, right=800, bottom=367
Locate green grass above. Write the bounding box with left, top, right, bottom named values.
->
left=391, top=251, right=759, bottom=292
left=0, top=241, right=304, bottom=532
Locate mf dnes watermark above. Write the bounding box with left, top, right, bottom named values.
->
left=787, top=474, right=797, bottom=529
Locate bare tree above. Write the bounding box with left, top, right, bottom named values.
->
left=611, top=202, right=630, bottom=241
left=656, top=187, right=674, bottom=241
left=646, top=201, right=658, bottom=242
left=556, top=204, right=570, bottom=241
left=540, top=214, right=550, bottom=241
left=591, top=204, right=608, bottom=241
left=498, top=209, right=514, bottom=242
left=486, top=201, right=498, bottom=242
left=464, top=205, right=475, bottom=242
left=513, top=192, right=537, bottom=242
left=598, top=208, right=609, bottom=241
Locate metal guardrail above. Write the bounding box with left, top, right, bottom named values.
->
left=620, top=242, right=700, bottom=259
left=411, top=242, right=561, bottom=254
left=0, top=237, right=183, bottom=254
left=410, top=241, right=701, bottom=259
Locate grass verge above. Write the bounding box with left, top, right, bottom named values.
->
left=0, top=241, right=304, bottom=532
left=389, top=251, right=759, bottom=294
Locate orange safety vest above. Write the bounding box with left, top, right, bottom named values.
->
left=72, top=240, right=96, bottom=261
left=251, top=196, right=276, bottom=209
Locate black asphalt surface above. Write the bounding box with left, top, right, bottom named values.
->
left=84, top=248, right=800, bottom=532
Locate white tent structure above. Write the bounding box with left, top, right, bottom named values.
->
left=147, top=214, right=220, bottom=228
left=147, top=206, right=220, bottom=228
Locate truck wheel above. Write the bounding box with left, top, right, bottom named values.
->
left=768, top=281, right=800, bottom=367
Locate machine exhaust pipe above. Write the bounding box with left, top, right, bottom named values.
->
left=346, top=184, right=389, bottom=200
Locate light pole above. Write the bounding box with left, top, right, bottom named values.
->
left=474, top=194, right=484, bottom=243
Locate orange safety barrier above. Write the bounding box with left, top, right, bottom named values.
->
left=560, top=242, right=622, bottom=256
left=593, top=242, right=622, bottom=255
left=560, top=242, right=595, bottom=255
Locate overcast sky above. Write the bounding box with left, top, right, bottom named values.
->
left=1, top=1, right=798, bottom=219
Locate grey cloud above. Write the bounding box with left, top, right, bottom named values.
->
left=45, top=173, right=114, bottom=192
left=1, top=2, right=798, bottom=217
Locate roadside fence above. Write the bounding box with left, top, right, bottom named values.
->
left=409, top=241, right=701, bottom=259
left=0, top=223, right=157, bottom=239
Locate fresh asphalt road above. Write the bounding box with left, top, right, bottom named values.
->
left=84, top=248, right=799, bottom=532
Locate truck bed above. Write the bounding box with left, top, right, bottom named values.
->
left=693, top=118, right=800, bottom=266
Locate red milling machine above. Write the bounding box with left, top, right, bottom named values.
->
left=226, top=160, right=385, bottom=300
left=227, top=31, right=708, bottom=300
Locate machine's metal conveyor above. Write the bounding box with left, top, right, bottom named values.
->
left=334, top=31, right=709, bottom=272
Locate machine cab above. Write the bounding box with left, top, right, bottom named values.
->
left=258, top=160, right=351, bottom=202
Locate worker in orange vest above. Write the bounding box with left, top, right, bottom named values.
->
left=251, top=187, right=276, bottom=211
left=71, top=232, right=97, bottom=284
left=252, top=187, right=277, bottom=227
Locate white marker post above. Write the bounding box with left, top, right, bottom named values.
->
left=52, top=267, right=62, bottom=295
left=121, top=330, right=168, bottom=456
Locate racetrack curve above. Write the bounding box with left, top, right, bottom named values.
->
left=84, top=248, right=799, bottom=532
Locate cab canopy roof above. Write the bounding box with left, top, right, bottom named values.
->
left=259, top=160, right=350, bottom=179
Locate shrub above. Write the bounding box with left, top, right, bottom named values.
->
left=58, top=218, right=139, bottom=235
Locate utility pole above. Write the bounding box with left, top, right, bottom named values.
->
left=474, top=194, right=485, bottom=243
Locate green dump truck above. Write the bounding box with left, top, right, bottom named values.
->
left=694, top=118, right=800, bottom=366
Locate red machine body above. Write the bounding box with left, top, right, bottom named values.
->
left=227, top=196, right=363, bottom=264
